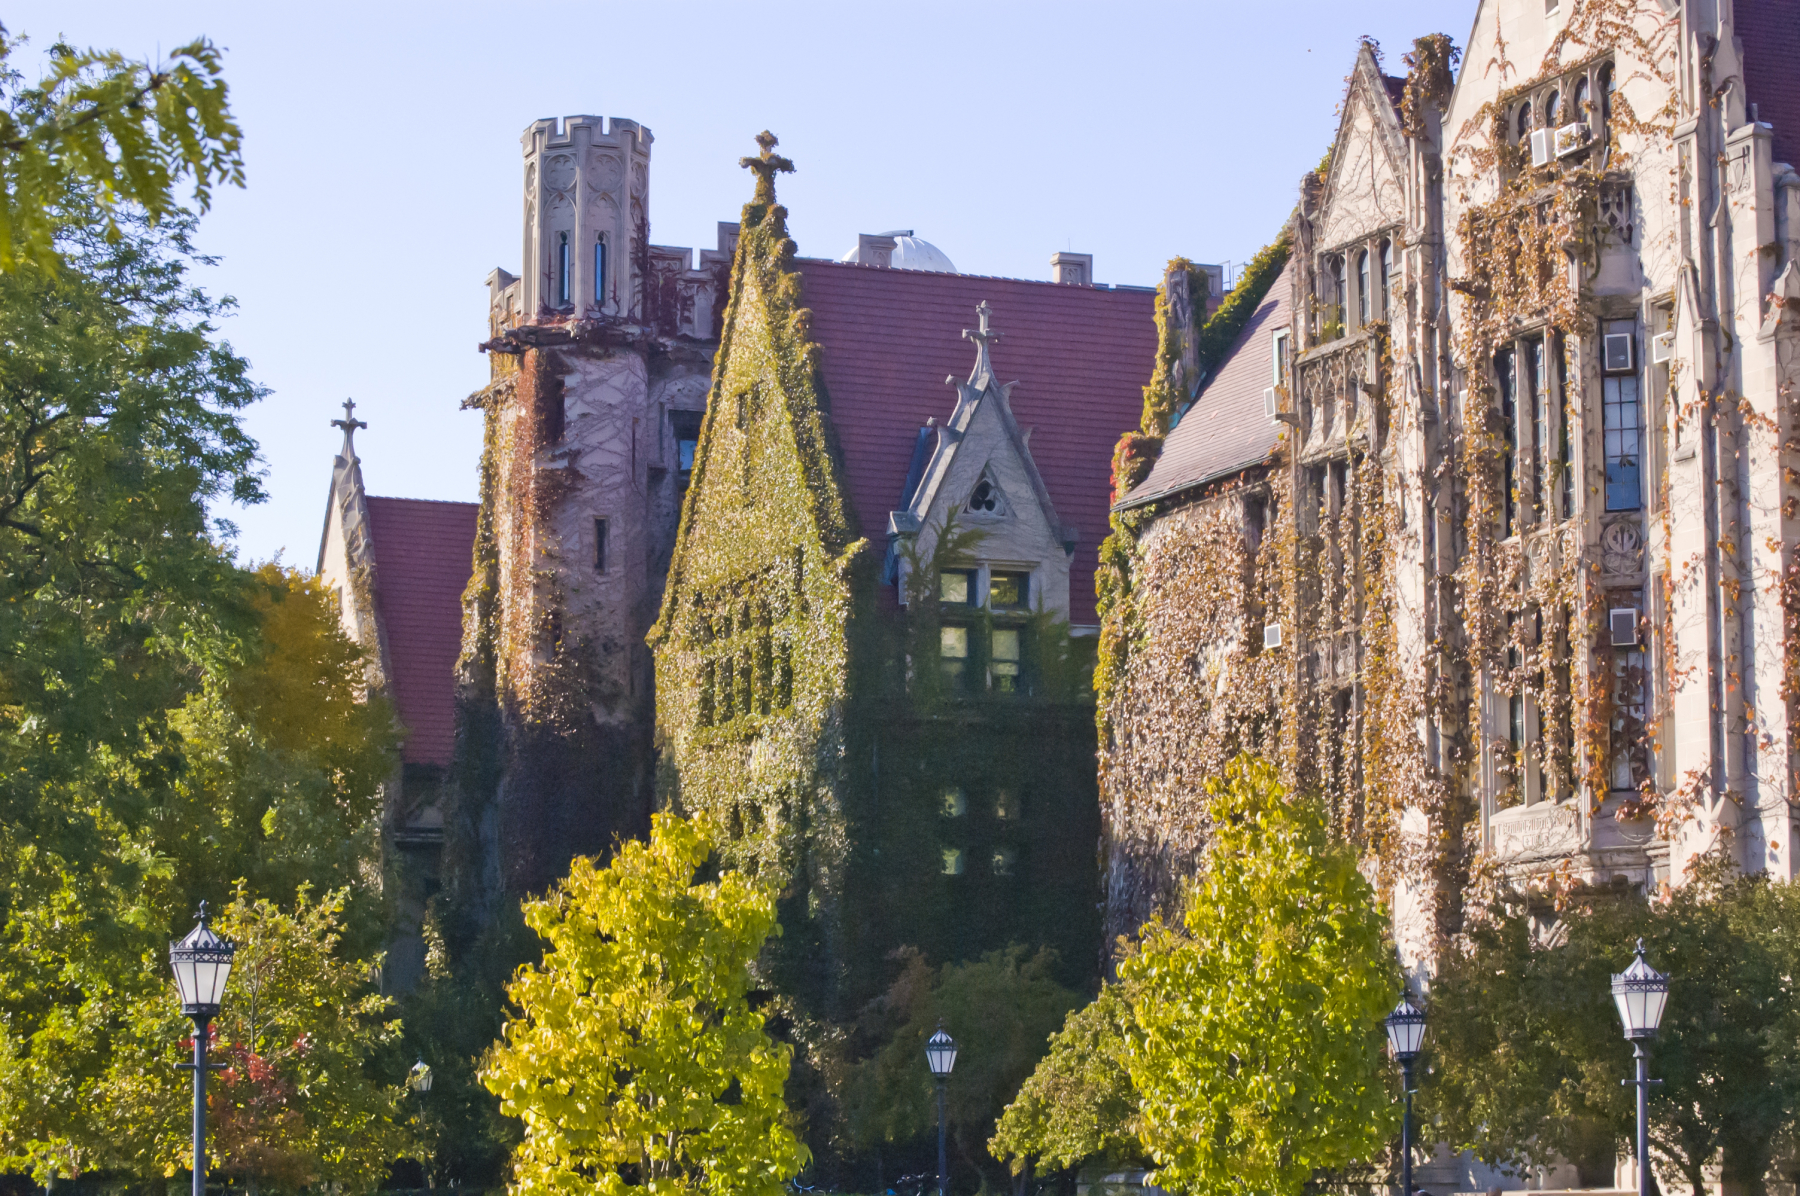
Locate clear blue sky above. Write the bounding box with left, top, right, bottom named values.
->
left=20, top=1, right=1472, bottom=567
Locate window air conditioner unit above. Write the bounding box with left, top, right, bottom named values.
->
left=1263, top=622, right=1283, bottom=650
left=1603, top=332, right=1635, bottom=372
left=1651, top=331, right=1674, bottom=364
left=1530, top=128, right=1554, bottom=167
left=1264, top=387, right=1278, bottom=420
left=1609, top=607, right=1641, bottom=647
left=1554, top=122, right=1590, bottom=158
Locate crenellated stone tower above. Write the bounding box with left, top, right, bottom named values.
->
left=447, top=114, right=734, bottom=911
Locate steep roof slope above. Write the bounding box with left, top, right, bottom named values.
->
left=1121, top=261, right=1294, bottom=507
left=364, top=497, right=478, bottom=766
left=794, top=260, right=1159, bottom=625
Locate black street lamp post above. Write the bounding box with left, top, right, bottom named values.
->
left=1611, top=939, right=1670, bottom=1196
left=924, top=1026, right=958, bottom=1196
left=1384, top=996, right=1427, bottom=1196
left=169, top=904, right=236, bottom=1196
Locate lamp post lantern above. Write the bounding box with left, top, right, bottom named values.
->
left=1384, top=995, right=1427, bottom=1196
left=409, top=1059, right=434, bottom=1094
left=924, top=1026, right=957, bottom=1196
left=169, top=903, right=235, bottom=1196
left=1611, top=939, right=1669, bottom=1196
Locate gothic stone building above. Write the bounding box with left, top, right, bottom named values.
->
left=319, top=119, right=1168, bottom=997
left=650, top=139, right=1165, bottom=1014
left=1100, top=0, right=1800, bottom=995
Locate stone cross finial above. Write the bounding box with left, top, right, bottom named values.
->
left=962, top=301, right=1002, bottom=385
left=331, top=398, right=367, bottom=458
left=739, top=130, right=795, bottom=206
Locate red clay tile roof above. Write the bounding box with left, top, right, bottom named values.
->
left=1121, top=261, right=1295, bottom=508
left=1736, top=0, right=1800, bottom=168
left=794, top=260, right=1160, bottom=625
left=364, top=496, right=478, bottom=766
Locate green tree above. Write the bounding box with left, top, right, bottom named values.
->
left=841, top=945, right=1080, bottom=1189
left=0, top=565, right=400, bottom=1183
left=482, top=813, right=809, bottom=1196
left=1425, top=856, right=1800, bottom=1196
left=0, top=26, right=242, bottom=268
left=78, top=886, right=410, bottom=1195
left=989, top=979, right=1138, bottom=1178
left=1119, top=756, right=1399, bottom=1196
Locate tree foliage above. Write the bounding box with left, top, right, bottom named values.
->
left=66, top=887, right=410, bottom=1195
left=0, top=565, right=400, bottom=1183
left=988, top=979, right=1137, bottom=1176
left=482, top=813, right=808, bottom=1196
left=1119, top=756, right=1399, bottom=1196
left=0, top=26, right=242, bottom=269
left=840, top=945, right=1080, bottom=1186
left=1424, top=856, right=1800, bottom=1196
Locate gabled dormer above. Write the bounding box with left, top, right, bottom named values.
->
left=887, top=301, right=1078, bottom=627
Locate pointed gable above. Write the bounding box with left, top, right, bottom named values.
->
left=651, top=133, right=859, bottom=876
left=886, top=301, right=1079, bottom=620
left=1315, top=43, right=1410, bottom=254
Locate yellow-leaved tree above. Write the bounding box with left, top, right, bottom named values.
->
left=482, top=813, right=808, bottom=1196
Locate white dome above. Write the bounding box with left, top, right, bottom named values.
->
left=839, top=231, right=958, bottom=274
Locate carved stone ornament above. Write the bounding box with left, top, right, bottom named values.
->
left=545, top=154, right=577, bottom=194
left=590, top=153, right=623, bottom=191
left=1601, top=519, right=1644, bottom=576
left=1526, top=530, right=1555, bottom=581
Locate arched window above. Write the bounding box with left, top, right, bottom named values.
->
left=1600, top=66, right=1614, bottom=129
left=594, top=234, right=607, bottom=305
left=1356, top=250, right=1370, bottom=326
left=1326, top=255, right=1347, bottom=336
left=557, top=231, right=571, bottom=306
left=1517, top=101, right=1533, bottom=141
left=1378, top=239, right=1394, bottom=317
left=1545, top=89, right=1561, bottom=128
left=1573, top=77, right=1590, bottom=119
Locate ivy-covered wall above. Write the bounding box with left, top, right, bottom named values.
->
left=652, top=138, right=1105, bottom=1174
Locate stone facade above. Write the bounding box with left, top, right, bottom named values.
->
left=450, top=115, right=730, bottom=905
left=1103, top=0, right=1800, bottom=974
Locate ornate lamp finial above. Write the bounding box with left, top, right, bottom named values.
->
left=962, top=301, right=1002, bottom=386
left=739, top=130, right=796, bottom=206
left=331, top=398, right=368, bottom=458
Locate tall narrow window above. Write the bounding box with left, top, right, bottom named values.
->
left=991, top=627, right=1022, bottom=693
left=1544, top=90, right=1561, bottom=128
left=1529, top=339, right=1548, bottom=524
left=1331, top=257, right=1347, bottom=333
left=594, top=517, right=608, bottom=572
left=1272, top=329, right=1290, bottom=388
left=1497, top=349, right=1518, bottom=537
left=1574, top=77, right=1590, bottom=122
left=1603, top=324, right=1642, bottom=511
left=594, top=234, right=607, bottom=305
left=1356, top=250, right=1370, bottom=327
left=557, top=231, right=571, bottom=306
left=1557, top=337, right=1574, bottom=519
left=1610, top=644, right=1649, bottom=790
left=1379, top=240, right=1394, bottom=318
left=939, top=625, right=969, bottom=687
left=1517, top=101, right=1534, bottom=141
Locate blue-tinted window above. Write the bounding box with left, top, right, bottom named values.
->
left=1604, top=373, right=1641, bottom=511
